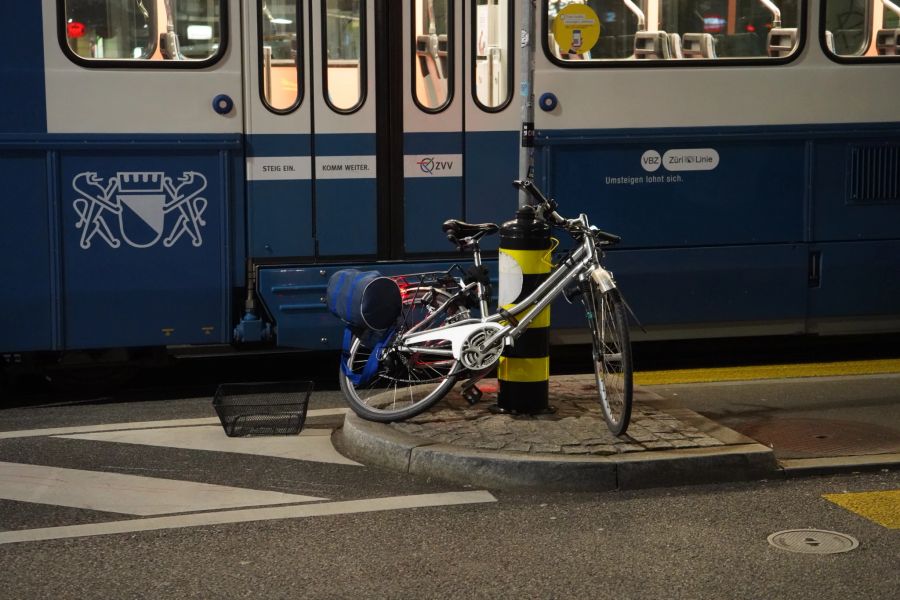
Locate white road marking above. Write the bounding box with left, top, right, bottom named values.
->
left=0, top=490, right=498, bottom=545
left=0, top=461, right=324, bottom=516
left=58, top=426, right=362, bottom=466
left=0, top=408, right=350, bottom=440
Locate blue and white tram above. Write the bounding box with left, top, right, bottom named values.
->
left=539, top=0, right=900, bottom=341
left=1, top=0, right=898, bottom=367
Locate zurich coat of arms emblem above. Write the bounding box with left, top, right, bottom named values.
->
left=72, top=171, right=208, bottom=250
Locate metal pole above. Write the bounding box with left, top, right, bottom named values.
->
left=495, top=0, right=552, bottom=416
left=518, top=0, right=536, bottom=208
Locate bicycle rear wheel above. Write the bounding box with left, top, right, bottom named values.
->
left=339, top=288, right=466, bottom=422
left=583, top=284, right=633, bottom=435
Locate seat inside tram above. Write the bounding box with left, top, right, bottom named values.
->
left=876, top=28, right=900, bottom=54
left=548, top=0, right=900, bottom=61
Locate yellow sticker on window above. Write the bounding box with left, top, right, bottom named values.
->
left=552, top=4, right=601, bottom=55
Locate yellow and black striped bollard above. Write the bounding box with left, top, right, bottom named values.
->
left=494, top=205, right=554, bottom=414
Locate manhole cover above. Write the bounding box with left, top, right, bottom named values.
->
left=767, top=529, right=859, bottom=554
left=731, top=418, right=900, bottom=458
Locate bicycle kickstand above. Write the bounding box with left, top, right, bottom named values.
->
left=461, top=368, right=493, bottom=405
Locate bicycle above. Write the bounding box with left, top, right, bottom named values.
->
left=338, top=179, right=634, bottom=435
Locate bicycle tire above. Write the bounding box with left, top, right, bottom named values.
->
left=583, top=284, right=633, bottom=435
left=339, top=287, right=466, bottom=422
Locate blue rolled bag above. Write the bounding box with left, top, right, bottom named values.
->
left=326, top=269, right=403, bottom=384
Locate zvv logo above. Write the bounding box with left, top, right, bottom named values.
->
left=72, top=171, right=208, bottom=250
left=416, top=157, right=455, bottom=175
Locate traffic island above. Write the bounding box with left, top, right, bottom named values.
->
left=334, top=375, right=778, bottom=491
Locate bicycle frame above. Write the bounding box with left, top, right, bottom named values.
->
left=400, top=214, right=616, bottom=369
left=337, top=179, right=632, bottom=431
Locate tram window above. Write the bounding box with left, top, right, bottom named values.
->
left=414, top=0, right=454, bottom=112
left=823, top=0, right=868, bottom=55
left=63, top=0, right=156, bottom=59
left=172, top=0, right=223, bottom=60
left=824, top=0, right=900, bottom=58
left=546, top=0, right=804, bottom=62
left=323, top=0, right=366, bottom=112
left=259, top=1, right=302, bottom=112
left=61, top=0, right=225, bottom=64
left=473, top=0, right=513, bottom=110
left=887, top=1, right=900, bottom=27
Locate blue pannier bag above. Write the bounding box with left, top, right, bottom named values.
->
left=327, top=269, right=403, bottom=386
left=326, top=269, right=402, bottom=331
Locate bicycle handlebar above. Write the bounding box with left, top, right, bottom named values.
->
left=513, top=179, right=554, bottom=211
left=512, top=179, right=621, bottom=245
left=592, top=229, right=622, bottom=245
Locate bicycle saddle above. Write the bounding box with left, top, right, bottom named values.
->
left=442, top=220, right=499, bottom=247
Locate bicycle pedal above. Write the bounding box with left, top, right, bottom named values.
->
left=462, top=385, right=483, bottom=405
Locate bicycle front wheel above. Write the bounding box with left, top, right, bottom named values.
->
left=339, top=288, right=465, bottom=422
left=583, top=284, right=633, bottom=436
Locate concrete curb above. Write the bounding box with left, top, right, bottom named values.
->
left=779, top=453, right=900, bottom=477
left=335, top=412, right=779, bottom=491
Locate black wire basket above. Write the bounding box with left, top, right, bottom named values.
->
left=212, top=381, right=313, bottom=437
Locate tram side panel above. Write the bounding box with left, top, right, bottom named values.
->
left=809, top=136, right=900, bottom=333
left=532, top=122, right=900, bottom=337
left=533, top=132, right=810, bottom=338
left=0, top=153, right=54, bottom=352
left=1, top=3, right=52, bottom=352
left=0, top=0, right=245, bottom=356
left=59, top=153, right=235, bottom=349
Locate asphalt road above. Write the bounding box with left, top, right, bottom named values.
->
left=1, top=472, right=898, bottom=599
left=0, top=376, right=898, bottom=599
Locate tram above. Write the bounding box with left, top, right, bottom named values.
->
left=1, top=0, right=899, bottom=369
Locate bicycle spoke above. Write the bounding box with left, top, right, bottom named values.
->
left=583, top=283, right=633, bottom=435
left=339, top=285, right=466, bottom=422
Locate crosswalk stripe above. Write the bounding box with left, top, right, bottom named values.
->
left=0, top=461, right=324, bottom=516
left=58, top=426, right=362, bottom=466
left=0, top=490, right=498, bottom=545
left=0, top=408, right=350, bottom=440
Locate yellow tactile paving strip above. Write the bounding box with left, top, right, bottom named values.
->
left=635, top=359, right=900, bottom=386
left=822, top=490, right=900, bottom=529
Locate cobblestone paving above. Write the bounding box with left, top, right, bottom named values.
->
left=391, top=375, right=725, bottom=456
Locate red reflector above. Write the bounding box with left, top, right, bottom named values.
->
left=746, top=24, right=757, bottom=33
left=67, top=22, right=86, bottom=38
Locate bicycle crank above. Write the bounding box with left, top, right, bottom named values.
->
left=402, top=321, right=505, bottom=370
left=459, top=325, right=504, bottom=370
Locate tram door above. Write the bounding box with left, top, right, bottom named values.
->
left=388, top=0, right=520, bottom=256
left=243, top=1, right=315, bottom=259
left=399, top=0, right=466, bottom=255
left=244, top=1, right=519, bottom=262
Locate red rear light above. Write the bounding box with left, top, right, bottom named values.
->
left=67, top=21, right=86, bottom=38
